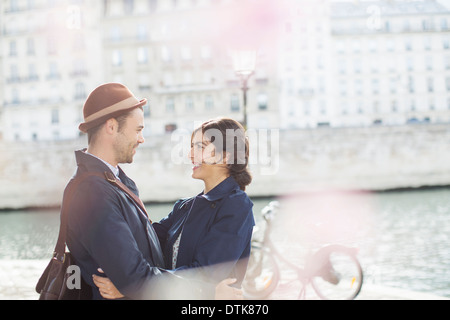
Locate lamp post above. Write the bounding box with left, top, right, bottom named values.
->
left=231, top=49, right=257, bottom=130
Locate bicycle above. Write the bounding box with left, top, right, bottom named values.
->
left=243, top=201, right=363, bottom=300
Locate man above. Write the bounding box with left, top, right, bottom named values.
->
left=65, top=83, right=236, bottom=299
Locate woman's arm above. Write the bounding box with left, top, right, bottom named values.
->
left=93, top=270, right=243, bottom=300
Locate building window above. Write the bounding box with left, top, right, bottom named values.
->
left=406, top=56, right=414, bottom=71
left=72, top=34, right=85, bottom=51
left=403, top=20, right=411, bottom=32
left=353, top=58, right=362, bottom=74
left=124, top=0, right=134, bottom=14
left=10, top=64, right=19, bottom=82
left=422, top=18, right=433, bottom=31
left=443, top=36, right=450, bottom=50
left=10, top=0, right=19, bottom=11
left=29, top=86, right=38, bottom=104
left=386, top=38, right=395, bottom=52
left=28, top=64, right=38, bottom=81
left=182, top=71, right=193, bottom=85
left=408, top=76, right=415, bottom=93
left=352, top=39, right=361, bottom=53
left=319, top=101, right=326, bottom=115
left=389, top=77, right=397, bottom=94
left=137, top=24, right=148, bottom=40
left=391, top=100, right=398, bottom=112
left=72, top=59, right=87, bottom=76
left=372, top=78, right=379, bottom=95
left=230, top=93, right=240, bottom=112
left=112, top=50, right=123, bottom=66
left=48, top=62, right=60, bottom=79
left=12, top=88, right=20, bottom=104
left=304, top=101, right=311, bottom=115
left=441, top=18, right=448, bottom=30
left=185, top=96, right=194, bottom=111
left=257, top=93, right=268, bottom=110
left=205, top=95, right=214, bottom=110
left=166, top=97, right=175, bottom=113
left=405, top=38, right=412, bottom=51
left=9, top=40, right=17, bottom=56
left=200, top=45, right=212, bottom=60
left=373, top=100, right=380, bottom=113
left=27, top=38, right=35, bottom=55
left=424, top=37, right=432, bottom=51
left=110, top=27, right=121, bottom=42
left=142, top=103, right=150, bottom=117
left=149, top=0, right=158, bottom=13
left=47, top=37, right=57, bottom=55
left=75, top=82, right=86, bottom=99
left=340, top=80, right=347, bottom=96
left=338, top=59, right=346, bottom=74
left=180, top=46, right=192, bottom=61
left=51, top=109, right=59, bottom=124
left=427, top=78, right=434, bottom=93
left=162, top=72, right=173, bottom=86
left=137, top=47, right=148, bottom=64
left=161, top=46, right=172, bottom=62
left=429, top=99, right=435, bottom=111
left=357, top=101, right=363, bottom=114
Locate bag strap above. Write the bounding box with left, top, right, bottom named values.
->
left=101, top=171, right=150, bottom=222
left=54, top=172, right=99, bottom=259
left=54, top=170, right=150, bottom=260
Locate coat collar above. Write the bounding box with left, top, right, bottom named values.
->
left=75, top=148, right=110, bottom=173
left=74, top=148, right=140, bottom=199
left=74, top=148, right=128, bottom=184
left=198, top=176, right=240, bottom=202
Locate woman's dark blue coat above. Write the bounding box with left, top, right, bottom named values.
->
left=153, top=176, right=255, bottom=286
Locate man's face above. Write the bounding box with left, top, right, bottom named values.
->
left=113, top=108, right=145, bottom=164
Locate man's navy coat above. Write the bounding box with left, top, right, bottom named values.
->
left=66, top=150, right=171, bottom=299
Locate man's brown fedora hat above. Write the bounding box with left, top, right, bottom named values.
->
left=79, top=83, right=147, bottom=133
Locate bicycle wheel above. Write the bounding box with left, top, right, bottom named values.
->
left=242, top=245, right=279, bottom=299
left=310, top=247, right=363, bottom=300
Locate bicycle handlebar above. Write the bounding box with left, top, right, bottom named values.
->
left=262, top=201, right=280, bottom=221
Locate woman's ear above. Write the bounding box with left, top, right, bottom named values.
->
left=222, top=152, right=232, bottom=165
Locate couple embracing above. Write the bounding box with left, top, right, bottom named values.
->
left=64, top=83, right=255, bottom=300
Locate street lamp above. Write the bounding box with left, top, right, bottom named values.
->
left=231, top=49, right=257, bottom=130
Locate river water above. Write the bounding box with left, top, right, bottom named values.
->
left=0, top=188, right=449, bottom=298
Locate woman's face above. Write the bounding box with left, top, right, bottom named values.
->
left=189, top=130, right=225, bottom=180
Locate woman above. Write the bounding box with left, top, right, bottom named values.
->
left=94, top=117, right=255, bottom=299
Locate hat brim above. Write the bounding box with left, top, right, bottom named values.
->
left=79, top=99, right=147, bottom=133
